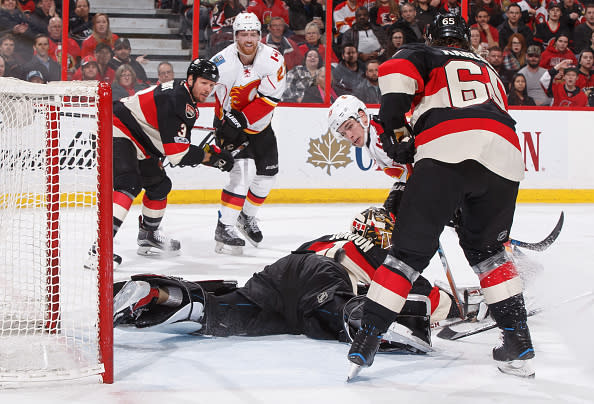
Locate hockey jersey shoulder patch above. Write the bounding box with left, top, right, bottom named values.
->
left=212, top=54, right=225, bottom=66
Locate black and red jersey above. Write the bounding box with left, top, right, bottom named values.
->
left=378, top=42, right=524, bottom=182
left=112, top=79, right=204, bottom=166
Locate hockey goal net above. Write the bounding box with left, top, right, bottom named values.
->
left=0, top=78, right=113, bottom=385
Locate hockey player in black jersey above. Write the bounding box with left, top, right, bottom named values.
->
left=347, top=13, right=535, bottom=378
left=86, top=59, right=235, bottom=269
left=112, top=207, right=472, bottom=353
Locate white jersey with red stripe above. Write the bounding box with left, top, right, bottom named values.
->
left=113, top=79, right=199, bottom=166
left=378, top=43, right=525, bottom=182
left=210, top=42, right=286, bottom=134
left=333, top=0, right=372, bottom=34
left=366, top=118, right=411, bottom=181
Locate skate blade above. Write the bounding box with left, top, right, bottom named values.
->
left=346, top=363, right=362, bottom=382
left=237, top=228, right=261, bottom=248
left=137, top=246, right=181, bottom=257
left=214, top=241, right=243, bottom=256
left=497, top=358, right=535, bottom=378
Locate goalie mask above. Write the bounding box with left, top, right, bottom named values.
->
left=350, top=206, right=394, bottom=249
left=328, top=95, right=369, bottom=142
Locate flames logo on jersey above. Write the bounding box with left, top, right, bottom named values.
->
left=229, top=80, right=260, bottom=111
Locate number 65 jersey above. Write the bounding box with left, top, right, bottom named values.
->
left=378, top=43, right=525, bottom=182
left=210, top=43, right=286, bottom=134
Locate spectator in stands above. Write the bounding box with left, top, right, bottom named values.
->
left=81, top=13, right=118, bottom=58
left=262, top=16, right=303, bottom=71
left=26, top=68, right=44, bottom=82
left=540, top=33, right=577, bottom=70
left=503, top=33, right=528, bottom=81
left=111, top=64, right=149, bottom=101
left=576, top=49, right=594, bottom=89
left=302, top=67, right=341, bottom=103
left=469, top=0, right=503, bottom=27
left=353, top=59, right=381, bottom=104
left=498, top=3, right=533, bottom=49
left=518, top=44, right=553, bottom=106
left=107, top=38, right=149, bottom=85
left=439, top=0, right=461, bottom=16
left=380, top=27, right=405, bottom=62
left=333, top=43, right=365, bottom=95
left=507, top=73, right=536, bottom=105
left=209, top=0, right=244, bottom=54
left=471, top=8, right=499, bottom=49
left=29, top=0, right=56, bottom=36
left=487, top=45, right=510, bottom=89
left=334, top=0, right=360, bottom=38
left=341, top=7, right=387, bottom=63
left=414, top=0, right=437, bottom=32
left=0, top=0, right=37, bottom=60
left=540, top=59, right=589, bottom=106
left=534, top=2, right=567, bottom=49
left=282, top=48, right=322, bottom=102
left=247, top=0, right=289, bottom=33
left=69, top=0, right=93, bottom=45
left=72, top=41, right=115, bottom=82
left=370, top=0, right=400, bottom=30
left=157, top=61, right=174, bottom=84
left=573, top=4, right=594, bottom=54
left=77, top=54, right=98, bottom=80
left=23, top=33, right=60, bottom=81
left=0, top=33, right=24, bottom=78
left=285, top=0, right=323, bottom=43
left=389, top=3, right=424, bottom=44
left=469, top=26, right=488, bottom=58
left=47, top=16, right=80, bottom=75
left=560, top=0, right=584, bottom=38
left=298, top=21, right=338, bottom=65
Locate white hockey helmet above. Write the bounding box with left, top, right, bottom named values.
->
left=327, top=95, right=369, bottom=140
left=233, top=12, right=261, bottom=37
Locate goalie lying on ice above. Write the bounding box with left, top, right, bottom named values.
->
left=113, top=207, right=484, bottom=353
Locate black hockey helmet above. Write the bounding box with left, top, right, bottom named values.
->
left=428, top=13, right=470, bottom=43
left=187, top=58, right=219, bottom=83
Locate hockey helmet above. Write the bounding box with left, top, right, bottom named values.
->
left=327, top=95, right=369, bottom=140
left=350, top=206, right=394, bottom=249
left=187, top=58, right=219, bottom=83
left=428, top=13, right=470, bottom=43
left=233, top=12, right=261, bottom=36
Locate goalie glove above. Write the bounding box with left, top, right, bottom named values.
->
left=203, top=143, right=234, bottom=172
left=379, top=126, right=415, bottom=164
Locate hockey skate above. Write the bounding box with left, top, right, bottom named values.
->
left=493, top=321, right=535, bottom=378
left=113, top=280, right=159, bottom=326
left=137, top=216, right=181, bottom=256
left=215, top=219, right=245, bottom=255
left=347, top=324, right=383, bottom=381
left=83, top=243, right=122, bottom=270
left=237, top=211, right=263, bottom=247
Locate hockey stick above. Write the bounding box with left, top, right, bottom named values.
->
left=436, top=290, right=593, bottom=340
left=437, top=242, right=466, bottom=320
left=193, top=125, right=216, bottom=131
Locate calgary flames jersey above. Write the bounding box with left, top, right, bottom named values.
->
left=367, top=118, right=411, bottom=181
left=210, top=42, right=286, bottom=134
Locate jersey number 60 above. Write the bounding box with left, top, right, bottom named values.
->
left=443, top=60, right=506, bottom=111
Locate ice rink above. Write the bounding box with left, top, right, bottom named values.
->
left=3, top=203, right=594, bottom=403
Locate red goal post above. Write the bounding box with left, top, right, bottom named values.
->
left=0, top=78, right=113, bottom=385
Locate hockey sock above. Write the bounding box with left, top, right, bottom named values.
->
left=219, top=189, right=245, bottom=225
left=113, top=190, right=134, bottom=236
left=242, top=175, right=275, bottom=217
left=141, top=194, right=167, bottom=230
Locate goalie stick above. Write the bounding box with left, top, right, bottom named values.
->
left=436, top=291, right=593, bottom=340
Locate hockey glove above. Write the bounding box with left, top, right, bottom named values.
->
left=203, top=143, right=234, bottom=172
left=215, top=110, right=249, bottom=152
left=383, top=182, right=406, bottom=217
left=379, top=127, right=415, bottom=164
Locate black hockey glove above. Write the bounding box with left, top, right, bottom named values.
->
left=215, top=110, right=249, bottom=152
left=379, top=127, right=415, bottom=164
left=383, top=182, right=406, bottom=217
left=202, top=143, right=234, bottom=172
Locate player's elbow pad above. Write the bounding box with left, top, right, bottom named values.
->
left=175, top=145, right=205, bottom=167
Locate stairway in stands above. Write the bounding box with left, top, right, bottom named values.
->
left=94, top=0, right=196, bottom=82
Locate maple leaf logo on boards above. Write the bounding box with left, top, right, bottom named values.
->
left=307, top=130, right=352, bottom=175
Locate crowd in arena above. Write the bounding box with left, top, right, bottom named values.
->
left=1, top=0, right=593, bottom=106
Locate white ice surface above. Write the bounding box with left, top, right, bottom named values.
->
left=2, top=203, right=594, bottom=404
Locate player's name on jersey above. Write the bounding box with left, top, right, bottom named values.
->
left=440, top=48, right=485, bottom=62
left=329, top=232, right=375, bottom=252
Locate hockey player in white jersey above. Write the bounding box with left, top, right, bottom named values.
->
left=328, top=95, right=412, bottom=217
left=209, top=12, right=286, bottom=255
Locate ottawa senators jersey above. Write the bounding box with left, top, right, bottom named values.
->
left=113, top=80, right=200, bottom=165
left=210, top=42, right=286, bottom=134
left=378, top=43, right=525, bottom=182
left=367, top=118, right=411, bottom=181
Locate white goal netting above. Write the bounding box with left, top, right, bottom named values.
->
left=0, top=77, right=112, bottom=385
